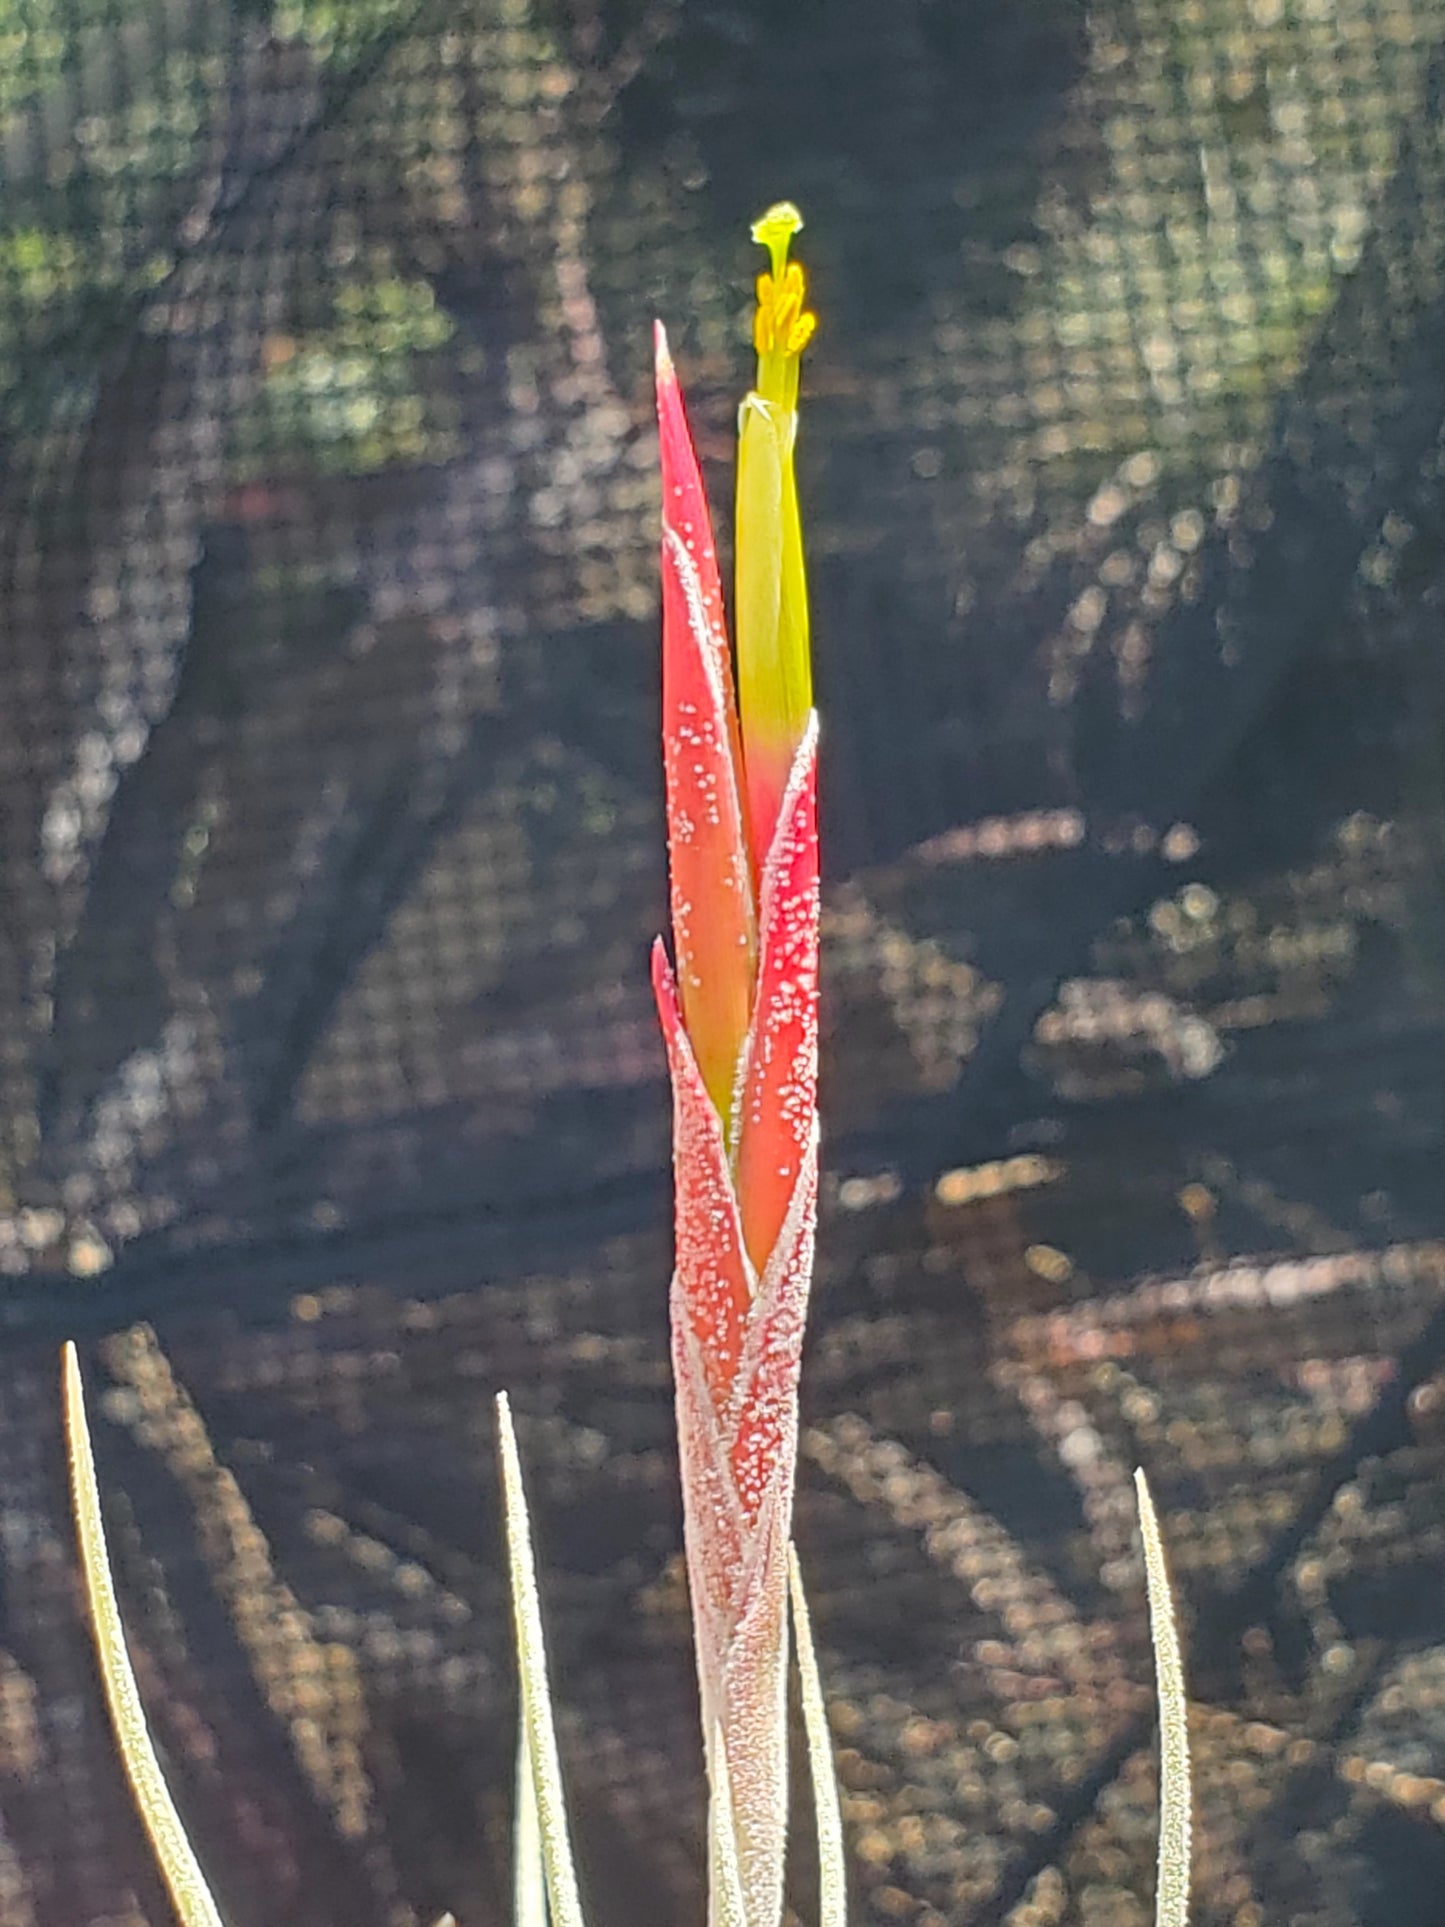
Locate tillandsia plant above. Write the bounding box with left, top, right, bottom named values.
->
left=501, top=196, right=839, bottom=1927
left=57, top=205, right=1193, bottom=1927
left=649, top=199, right=826, bottom=1927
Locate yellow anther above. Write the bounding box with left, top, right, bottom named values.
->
left=752, top=284, right=772, bottom=357
left=753, top=262, right=813, bottom=358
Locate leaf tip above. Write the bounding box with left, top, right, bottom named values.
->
left=1135, top=1468, right=1192, bottom=1927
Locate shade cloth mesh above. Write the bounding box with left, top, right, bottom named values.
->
left=2, top=0, right=1445, bottom=1922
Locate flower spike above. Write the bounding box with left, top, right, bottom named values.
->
left=655, top=207, right=822, bottom=1927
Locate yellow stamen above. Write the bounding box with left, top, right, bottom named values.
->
left=749, top=203, right=816, bottom=410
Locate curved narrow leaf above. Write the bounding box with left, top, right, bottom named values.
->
left=497, top=1391, right=587, bottom=1927
left=62, top=1342, right=226, bottom=1927
left=788, top=1544, right=846, bottom=1927
left=1135, top=1468, right=1192, bottom=1927
left=514, top=1710, right=546, bottom=1927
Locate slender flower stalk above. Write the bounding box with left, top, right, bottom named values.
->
left=653, top=202, right=822, bottom=1927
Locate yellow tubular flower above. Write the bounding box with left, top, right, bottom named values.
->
left=735, top=201, right=817, bottom=874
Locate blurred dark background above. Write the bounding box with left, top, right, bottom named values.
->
left=2, top=0, right=1445, bottom=1921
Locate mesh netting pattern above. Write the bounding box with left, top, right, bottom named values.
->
left=2, top=0, right=1445, bottom=1922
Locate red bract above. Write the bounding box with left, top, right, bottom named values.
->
left=653, top=205, right=820, bottom=1927
left=655, top=325, right=757, bottom=1130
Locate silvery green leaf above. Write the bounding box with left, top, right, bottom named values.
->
left=63, top=1343, right=226, bottom=1927
left=497, top=1392, right=586, bottom=1927
left=788, top=1544, right=846, bottom=1927
left=706, top=1721, right=750, bottom=1927
left=1136, top=1468, right=1192, bottom=1927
